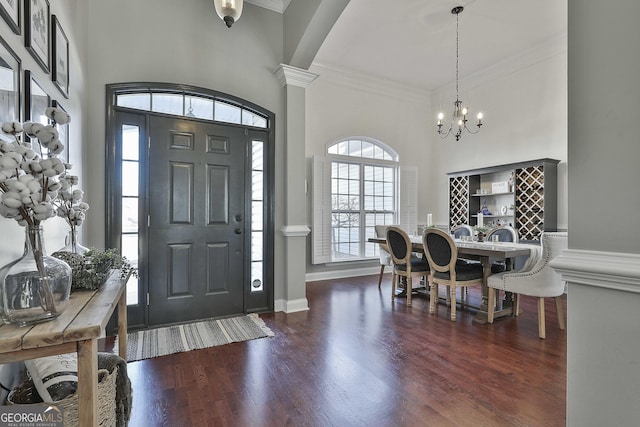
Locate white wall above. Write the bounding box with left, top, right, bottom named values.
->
left=305, top=35, right=567, bottom=278
left=428, top=35, right=568, bottom=230
left=305, top=63, right=431, bottom=275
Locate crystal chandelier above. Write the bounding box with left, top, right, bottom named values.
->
left=214, top=0, right=243, bottom=28
left=436, top=6, right=483, bottom=142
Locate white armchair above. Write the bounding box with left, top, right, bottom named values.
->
left=487, top=232, right=568, bottom=339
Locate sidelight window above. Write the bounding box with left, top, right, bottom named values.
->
left=250, top=140, right=264, bottom=292
left=121, top=124, right=140, bottom=305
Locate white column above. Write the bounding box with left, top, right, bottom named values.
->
left=274, top=64, right=317, bottom=313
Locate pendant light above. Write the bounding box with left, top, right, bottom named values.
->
left=214, top=0, right=243, bottom=28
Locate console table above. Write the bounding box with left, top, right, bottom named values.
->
left=0, top=270, right=128, bottom=427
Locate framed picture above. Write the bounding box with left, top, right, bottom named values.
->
left=51, top=99, right=68, bottom=162
left=24, top=0, right=49, bottom=73
left=0, top=35, right=21, bottom=141
left=24, top=70, right=50, bottom=155
left=51, top=15, right=68, bottom=98
left=0, top=0, right=20, bottom=34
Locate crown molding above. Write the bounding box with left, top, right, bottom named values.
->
left=309, top=62, right=430, bottom=106
left=274, top=64, right=318, bottom=88
left=246, top=0, right=291, bottom=14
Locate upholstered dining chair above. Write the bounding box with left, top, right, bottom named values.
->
left=485, top=225, right=518, bottom=243
left=374, top=224, right=398, bottom=288
left=487, top=232, right=568, bottom=339
left=450, top=223, right=479, bottom=299
left=451, top=224, right=474, bottom=239
left=386, top=226, right=430, bottom=307
left=422, top=228, right=484, bottom=321
left=485, top=225, right=519, bottom=273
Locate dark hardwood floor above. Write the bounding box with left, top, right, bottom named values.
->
left=124, top=275, right=566, bottom=426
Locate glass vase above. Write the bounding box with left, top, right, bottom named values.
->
left=59, top=228, right=89, bottom=255
left=0, top=225, right=72, bottom=326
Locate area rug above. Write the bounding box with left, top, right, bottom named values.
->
left=118, top=313, right=274, bottom=362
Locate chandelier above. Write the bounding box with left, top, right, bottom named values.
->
left=214, top=0, right=243, bottom=28
left=436, top=6, right=483, bottom=142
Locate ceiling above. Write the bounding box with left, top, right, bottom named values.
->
left=311, top=0, right=567, bottom=91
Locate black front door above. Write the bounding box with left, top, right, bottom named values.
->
left=147, top=115, right=246, bottom=326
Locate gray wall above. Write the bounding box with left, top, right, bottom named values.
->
left=82, top=0, right=288, bottom=300
left=564, top=0, right=640, bottom=425
left=0, top=0, right=89, bottom=266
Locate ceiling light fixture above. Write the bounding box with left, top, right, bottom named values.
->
left=214, top=0, right=243, bottom=28
left=436, top=6, right=483, bottom=142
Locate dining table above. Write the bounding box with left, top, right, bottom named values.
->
left=368, top=235, right=537, bottom=323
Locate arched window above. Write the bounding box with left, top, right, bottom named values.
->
left=313, top=137, right=399, bottom=263
left=116, top=91, right=268, bottom=127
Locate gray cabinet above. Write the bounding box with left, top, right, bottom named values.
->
left=448, top=158, right=559, bottom=242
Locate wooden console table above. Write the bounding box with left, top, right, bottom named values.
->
left=0, top=270, right=128, bottom=427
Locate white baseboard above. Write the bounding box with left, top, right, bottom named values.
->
left=551, top=249, right=640, bottom=294
left=305, top=266, right=379, bottom=282
left=274, top=298, right=309, bottom=313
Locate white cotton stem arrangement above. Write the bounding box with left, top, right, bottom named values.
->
left=0, top=107, right=73, bottom=314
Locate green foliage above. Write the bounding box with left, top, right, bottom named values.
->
left=83, top=248, right=138, bottom=280
left=52, top=248, right=138, bottom=291
left=473, top=225, right=489, bottom=234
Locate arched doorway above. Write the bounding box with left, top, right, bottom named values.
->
left=105, top=83, right=274, bottom=328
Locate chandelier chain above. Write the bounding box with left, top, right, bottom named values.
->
left=455, top=10, right=459, bottom=100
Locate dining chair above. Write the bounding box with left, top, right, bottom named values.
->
left=386, top=226, right=430, bottom=307
left=422, top=228, right=484, bottom=321
left=485, top=225, right=518, bottom=243
left=484, top=225, right=519, bottom=273
left=451, top=224, right=474, bottom=239
left=487, top=232, right=568, bottom=339
left=450, top=223, right=478, bottom=300
left=374, top=224, right=398, bottom=288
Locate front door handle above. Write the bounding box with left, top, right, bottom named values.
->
left=235, top=228, right=242, bottom=234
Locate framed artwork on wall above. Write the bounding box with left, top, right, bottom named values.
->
left=24, top=0, right=49, bottom=73
left=51, top=15, right=68, bottom=98
left=0, top=0, right=20, bottom=34
left=0, top=35, right=21, bottom=139
left=51, top=99, right=68, bottom=162
left=24, top=69, right=50, bottom=156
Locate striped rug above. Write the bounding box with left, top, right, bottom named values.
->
left=120, top=313, right=274, bottom=362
